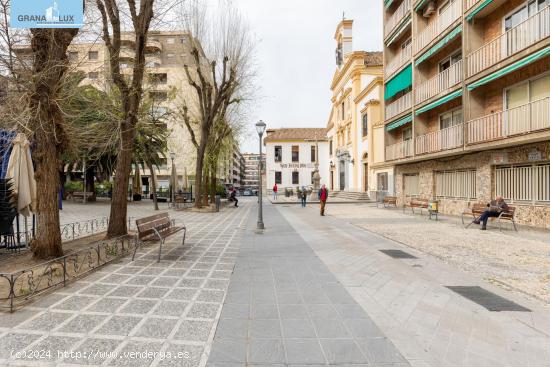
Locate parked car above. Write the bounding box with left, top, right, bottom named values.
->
left=243, top=189, right=253, bottom=196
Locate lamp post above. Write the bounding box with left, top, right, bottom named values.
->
left=170, top=151, right=176, bottom=205
left=255, top=120, right=266, bottom=230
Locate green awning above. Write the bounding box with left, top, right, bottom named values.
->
left=414, top=0, right=429, bottom=12
left=385, top=64, right=412, bottom=100
left=386, top=114, right=412, bottom=131
left=386, top=16, right=411, bottom=46
left=415, top=90, right=463, bottom=115
left=385, top=0, right=394, bottom=8
left=415, top=25, right=462, bottom=66
left=466, top=0, right=493, bottom=22
left=468, top=46, right=550, bottom=90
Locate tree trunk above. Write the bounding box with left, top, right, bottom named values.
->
left=194, top=144, right=206, bottom=208
left=29, top=28, right=78, bottom=259
left=203, top=166, right=209, bottom=207
left=210, top=169, right=216, bottom=204
left=107, top=124, right=135, bottom=237
left=148, top=162, right=159, bottom=211
left=85, top=165, right=95, bottom=199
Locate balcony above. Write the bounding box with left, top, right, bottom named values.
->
left=120, top=48, right=135, bottom=61
left=467, top=97, right=550, bottom=144
left=386, top=42, right=412, bottom=78
left=385, top=0, right=412, bottom=38
left=386, top=140, right=414, bottom=161
left=467, top=6, right=550, bottom=77
left=414, top=0, right=462, bottom=54
left=146, top=39, right=162, bottom=52
left=415, top=60, right=462, bottom=104
left=385, top=92, right=412, bottom=120
left=415, top=123, right=463, bottom=155
left=464, top=0, right=483, bottom=11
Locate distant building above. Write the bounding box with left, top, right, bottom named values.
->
left=242, top=153, right=265, bottom=191
left=220, top=144, right=245, bottom=190
left=264, top=128, right=330, bottom=191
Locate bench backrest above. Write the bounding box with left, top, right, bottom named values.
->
left=502, top=206, right=516, bottom=217
left=410, top=198, right=429, bottom=207
left=384, top=196, right=397, bottom=203
left=471, top=203, right=487, bottom=213
left=136, top=213, right=171, bottom=240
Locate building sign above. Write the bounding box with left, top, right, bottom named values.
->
left=11, top=0, right=84, bottom=29
left=491, top=152, right=508, bottom=165
left=279, top=163, right=315, bottom=169
left=528, top=149, right=542, bottom=162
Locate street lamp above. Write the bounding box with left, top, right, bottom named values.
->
left=255, top=120, right=266, bottom=230
left=170, top=151, right=176, bottom=205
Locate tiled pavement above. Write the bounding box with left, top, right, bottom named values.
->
left=0, top=202, right=251, bottom=367
left=207, top=203, right=409, bottom=366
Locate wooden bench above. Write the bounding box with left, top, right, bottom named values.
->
left=72, top=191, right=95, bottom=202
left=132, top=213, right=186, bottom=262
left=403, top=198, right=429, bottom=215
left=462, top=203, right=518, bottom=231
left=377, top=196, right=397, bottom=208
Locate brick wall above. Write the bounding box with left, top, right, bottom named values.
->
left=481, top=0, right=525, bottom=43
left=394, top=141, right=550, bottom=229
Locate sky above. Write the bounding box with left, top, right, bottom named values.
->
left=234, top=0, right=383, bottom=153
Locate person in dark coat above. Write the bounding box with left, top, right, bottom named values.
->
left=230, top=187, right=238, bottom=207
left=474, top=195, right=509, bottom=230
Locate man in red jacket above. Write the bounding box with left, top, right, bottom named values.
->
left=272, top=183, right=278, bottom=200
left=318, top=184, right=328, bottom=216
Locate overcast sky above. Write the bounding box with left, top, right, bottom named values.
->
left=234, top=0, right=383, bottom=153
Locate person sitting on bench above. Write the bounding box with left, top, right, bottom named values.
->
left=474, top=195, right=509, bottom=230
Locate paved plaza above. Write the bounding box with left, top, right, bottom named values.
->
left=0, top=199, right=549, bottom=366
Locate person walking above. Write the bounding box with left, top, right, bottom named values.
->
left=272, top=183, right=278, bottom=200
left=318, top=184, right=328, bottom=216
left=230, top=187, right=239, bottom=207
left=474, top=195, right=508, bottom=230
left=300, top=186, right=307, bottom=207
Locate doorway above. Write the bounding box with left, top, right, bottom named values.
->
left=339, top=160, right=345, bottom=191
left=363, top=163, right=368, bottom=192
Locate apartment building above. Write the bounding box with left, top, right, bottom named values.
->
left=383, top=0, right=550, bottom=228
left=16, top=31, right=200, bottom=193
left=327, top=19, right=388, bottom=194
left=265, top=128, right=330, bottom=191
left=220, top=144, right=245, bottom=190
left=242, top=153, right=265, bottom=191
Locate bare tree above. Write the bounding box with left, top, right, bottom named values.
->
left=178, top=0, right=255, bottom=208
left=95, top=0, right=155, bottom=237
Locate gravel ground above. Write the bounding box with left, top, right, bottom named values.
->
left=325, top=203, right=550, bottom=306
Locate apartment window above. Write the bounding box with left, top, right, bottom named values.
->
left=496, top=164, right=550, bottom=203
left=68, top=51, right=79, bottom=61
left=439, top=52, right=462, bottom=72
left=166, top=38, right=176, bottom=44
left=311, top=146, right=316, bottom=162
left=88, top=51, right=99, bottom=60
left=377, top=172, right=388, bottom=191
left=505, top=73, right=550, bottom=109
left=403, top=174, right=420, bottom=197
left=362, top=114, right=368, bottom=137
left=435, top=170, right=477, bottom=199
left=88, top=72, right=99, bottom=80
left=329, top=140, right=333, bottom=155
left=292, top=171, right=299, bottom=185
left=504, top=0, right=548, bottom=32
left=274, top=146, right=282, bottom=162
left=292, top=146, right=299, bottom=162
left=166, top=53, right=175, bottom=58
left=401, top=38, right=412, bottom=50
left=149, top=73, right=168, bottom=84
left=440, top=108, right=463, bottom=129
left=275, top=171, right=282, bottom=184
left=402, top=127, right=412, bottom=141
left=149, top=91, right=168, bottom=102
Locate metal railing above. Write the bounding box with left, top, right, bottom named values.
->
left=467, top=6, right=550, bottom=77
left=415, top=123, right=464, bottom=155
left=386, top=42, right=412, bottom=79
left=385, top=139, right=414, bottom=161
left=415, top=60, right=462, bottom=104
left=386, top=92, right=412, bottom=120
left=467, top=97, right=550, bottom=144
left=0, top=235, right=136, bottom=312
left=385, top=0, right=412, bottom=38
left=415, top=0, right=462, bottom=53
left=465, top=0, right=483, bottom=11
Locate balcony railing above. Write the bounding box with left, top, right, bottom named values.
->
left=415, top=123, right=464, bottom=155
left=386, top=42, right=412, bottom=78
left=385, top=0, right=412, bottom=38
left=415, top=60, right=462, bottom=104
left=464, top=0, right=484, bottom=11
left=386, top=140, right=414, bottom=161
left=467, top=6, right=550, bottom=77
left=385, top=92, right=412, bottom=120
left=414, top=0, right=462, bottom=54
left=467, top=97, right=550, bottom=144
